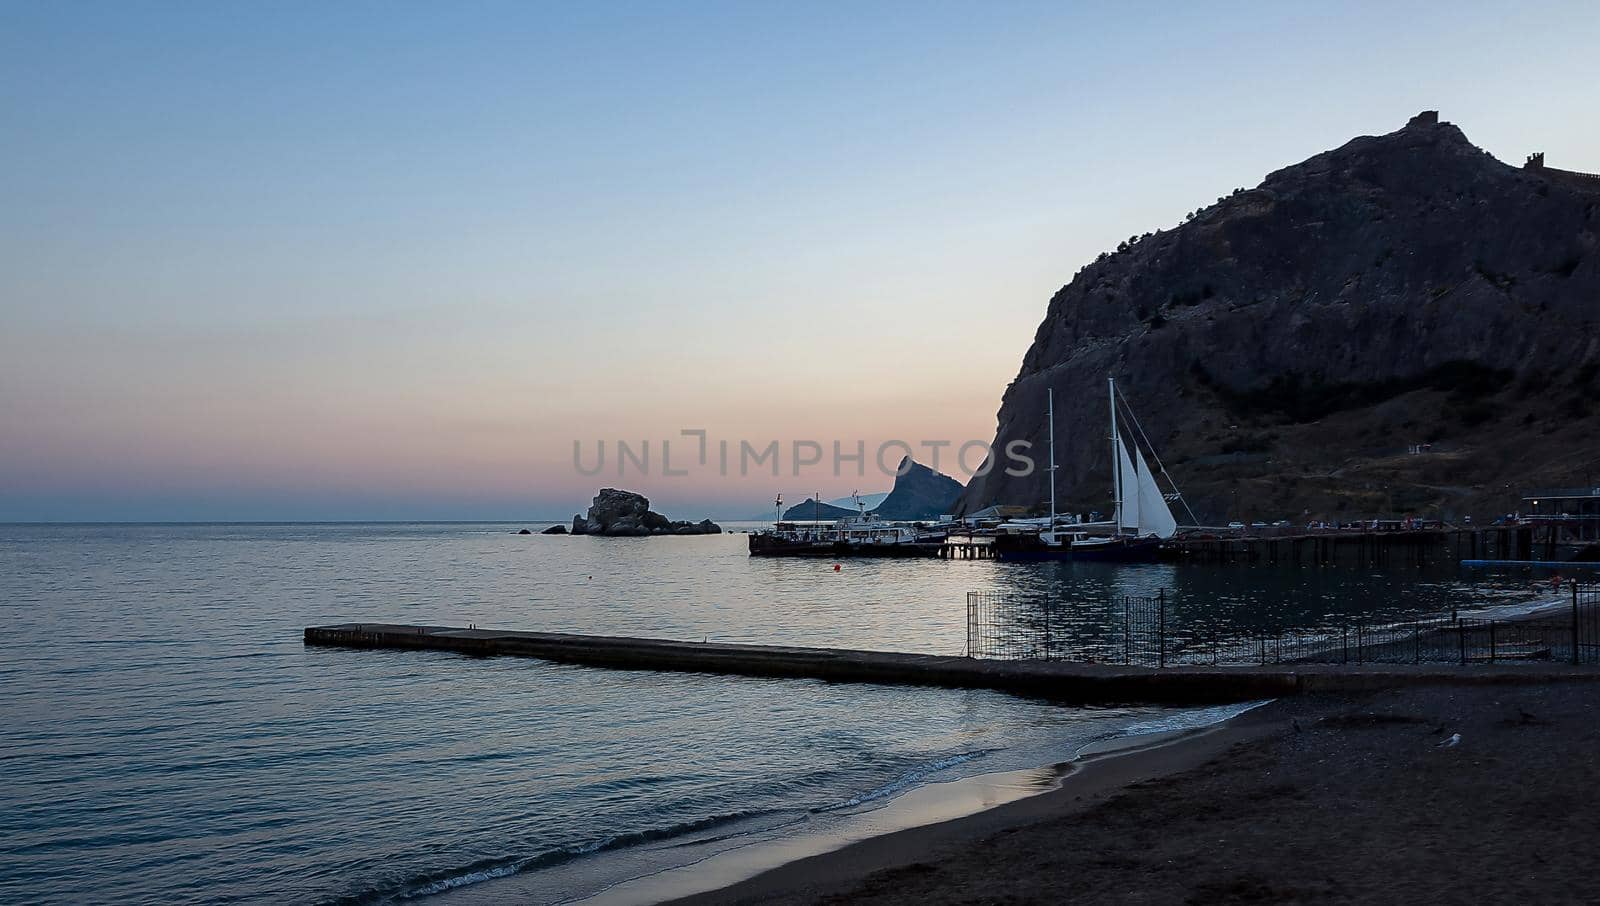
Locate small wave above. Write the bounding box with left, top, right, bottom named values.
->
left=546, top=808, right=776, bottom=858
left=396, top=859, right=524, bottom=899
left=1113, top=700, right=1273, bottom=739
left=339, top=809, right=779, bottom=903
left=450, top=750, right=525, bottom=765
left=815, top=749, right=999, bottom=813
left=661, top=811, right=811, bottom=850
left=1455, top=592, right=1568, bottom=621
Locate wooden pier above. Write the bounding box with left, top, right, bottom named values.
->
left=930, top=524, right=1572, bottom=567
left=1160, top=530, right=1445, bottom=566
left=1158, top=524, right=1565, bottom=567
left=939, top=538, right=996, bottom=559
left=304, top=623, right=1600, bottom=705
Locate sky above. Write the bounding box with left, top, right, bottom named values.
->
left=3, top=0, right=1598, bottom=521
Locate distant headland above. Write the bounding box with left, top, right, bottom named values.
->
left=779, top=458, right=964, bottom=521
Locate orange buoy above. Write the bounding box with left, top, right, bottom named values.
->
left=833, top=563, right=841, bottom=572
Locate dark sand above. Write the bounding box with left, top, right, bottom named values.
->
left=678, top=682, right=1600, bottom=905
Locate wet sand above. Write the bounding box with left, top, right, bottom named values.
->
left=576, top=722, right=1266, bottom=906
left=677, top=681, right=1600, bottom=904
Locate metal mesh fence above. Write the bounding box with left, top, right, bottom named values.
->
left=967, top=583, right=1600, bottom=667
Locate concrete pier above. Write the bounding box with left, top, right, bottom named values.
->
left=304, top=623, right=1600, bottom=705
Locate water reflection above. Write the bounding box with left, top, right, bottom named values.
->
left=966, top=558, right=1551, bottom=662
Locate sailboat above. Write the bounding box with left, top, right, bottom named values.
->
left=993, top=377, right=1186, bottom=562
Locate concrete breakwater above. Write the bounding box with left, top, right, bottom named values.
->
left=304, top=623, right=1600, bottom=705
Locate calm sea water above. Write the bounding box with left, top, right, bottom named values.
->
left=0, top=523, right=1543, bottom=905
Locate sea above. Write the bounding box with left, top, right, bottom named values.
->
left=0, top=522, right=1552, bottom=905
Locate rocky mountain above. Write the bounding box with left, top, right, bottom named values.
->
left=957, top=112, right=1600, bottom=523
left=758, top=493, right=888, bottom=521
left=771, top=464, right=962, bottom=521
left=781, top=497, right=857, bottom=520
left=572, top=489, right=721, bottom=536
left=874, top=457, right=965, bottom=520
left=829, top=491, right=890, bottom=511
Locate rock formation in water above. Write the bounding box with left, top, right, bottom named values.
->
left=873, top=457, right=965, bottom=520
left=572, top=488, right=721, bottom=536
left=957, top=112, right=1600, bottom=522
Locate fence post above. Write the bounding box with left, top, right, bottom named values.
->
left=1342, top=625, right=1348, bottom=664
left=1042, top=596, right=1052, bottom=661
left=1157, top=588, right=1167, bottom=669
left=965, top=592, right=974, bottom=658
left=1458, top=622, right=1466, bottom=665
left=1123, top=595, right=1131, bottom=665
left=1573, top=580, right=1581, bottom=666
left=1413, top=622, right=1420, bottom=664
left=1489, top=621, right=1497, bottom=663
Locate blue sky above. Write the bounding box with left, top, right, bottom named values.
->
left=3, top=1, right=1597, bottom=520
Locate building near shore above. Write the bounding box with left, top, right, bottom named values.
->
left=1523, top=488, right=1600, bottom=545
left=961, top=504, right=1034, bottom=524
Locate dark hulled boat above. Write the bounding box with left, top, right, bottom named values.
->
left=747, top=518, right=946, bottom=558
left=990, top=378, right=1188, bottom=563
left=989, top=531, right=1164, bottom=562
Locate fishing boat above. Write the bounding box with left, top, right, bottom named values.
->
left=992, top=377, right=1189, bottom=562
left=748, top=493, right=948, bottom=558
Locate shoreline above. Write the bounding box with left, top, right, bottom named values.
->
left=669, top=680, right=1600, bottom=905
left=587, top=589, right=1588, bottom=906
left=596, top=704, right=1281, bottom=906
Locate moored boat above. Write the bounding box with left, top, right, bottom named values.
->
left=990, top=531, right=1165, bottom=561
left=748, top=513, right=947, bottom=558
left=992, top=377, right=1189, bottom=562
left=748, top=521, right=947, bottom=557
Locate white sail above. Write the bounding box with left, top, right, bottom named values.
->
left=1132, top=440, right=1178, bottom=539
left=1116, top=432, right=1140, bottom=533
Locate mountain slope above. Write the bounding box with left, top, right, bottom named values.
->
left=958, top=113, right=1600, bottom=522
left=874, top=458, right=964, bottom=520
left=829, top=492, right=889, bottom=510
left=781, top=497, right=856, bottom=520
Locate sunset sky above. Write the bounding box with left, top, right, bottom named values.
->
left=4, top=1, right=1598, bottom=521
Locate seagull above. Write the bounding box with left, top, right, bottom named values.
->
left=1436, top=733, right=1461, bottom=748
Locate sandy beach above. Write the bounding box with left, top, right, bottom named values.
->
left=677, top=680, right=1600, bottom=904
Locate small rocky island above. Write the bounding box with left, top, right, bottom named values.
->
left=572, top=488, right=721, bottom=536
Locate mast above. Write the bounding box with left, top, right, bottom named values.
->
left=1109, top=376, right=1121, bottom=535
left=1047, top=387, right=1057, bottom=537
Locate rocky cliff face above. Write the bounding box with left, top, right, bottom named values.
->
left=958, top=114, right=1600, bottom=522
